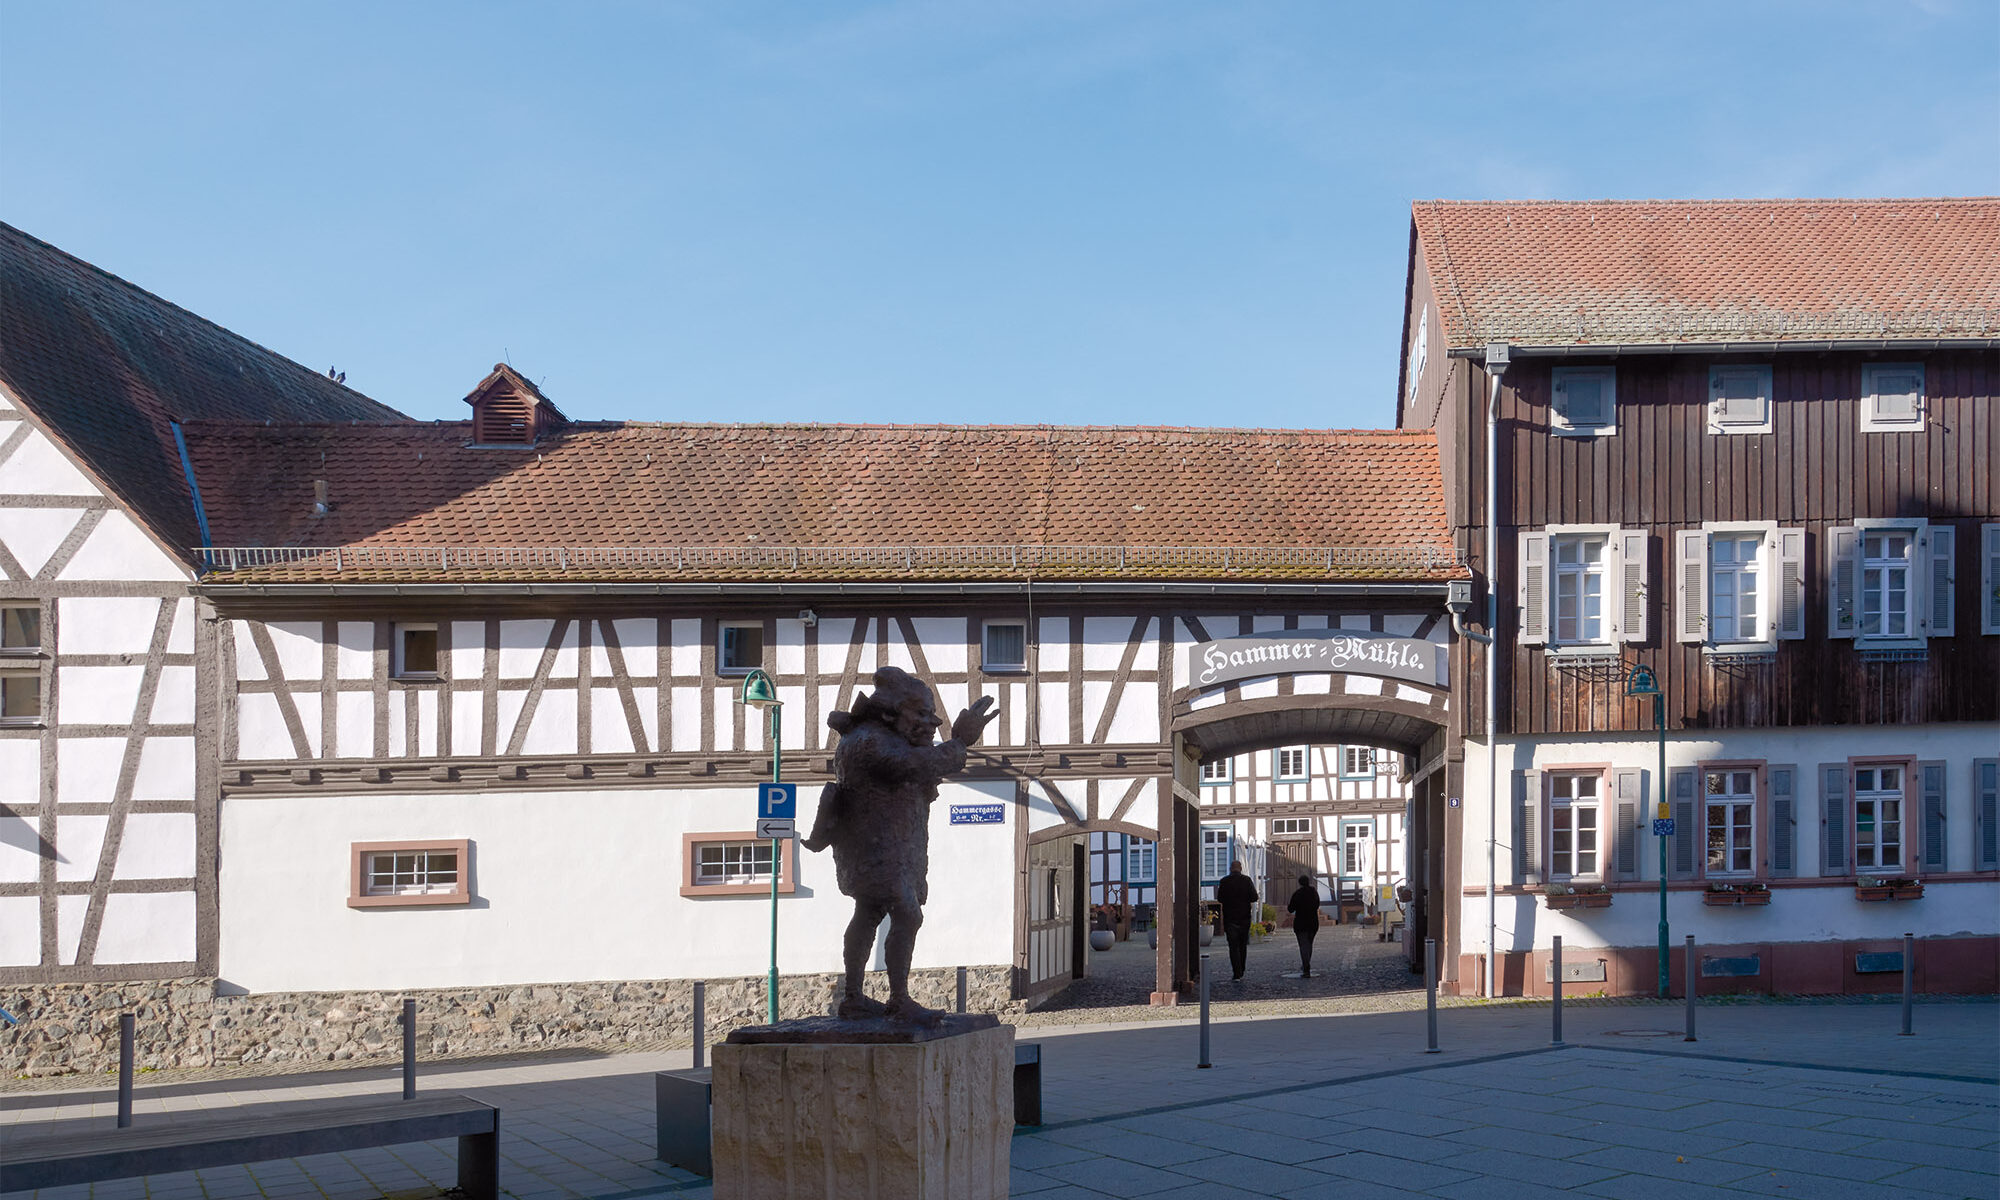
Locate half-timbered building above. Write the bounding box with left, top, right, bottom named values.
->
left=1397, top=199, right=2000, bottom=996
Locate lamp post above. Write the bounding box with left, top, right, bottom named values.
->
left=739, top=669, right=783, bottom=1023
left=1625, top=664, right=1669, bottom=998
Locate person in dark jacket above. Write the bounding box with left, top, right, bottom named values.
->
left=1215, top=860, right=1260, bottom=980
left=1287, top=874, right=1322, bottom=978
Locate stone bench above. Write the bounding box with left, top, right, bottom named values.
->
left=0, top=1094, right=499, bottom=1198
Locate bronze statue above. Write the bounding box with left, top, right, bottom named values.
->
left=802, top=666, right=997, bottom=1025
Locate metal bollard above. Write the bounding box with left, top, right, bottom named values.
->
left=117, top=1013, right=134, bottom=1128
left=1900, top=932, right=1914, bottom=1037
left=1684, top=936, right=1697, bottom=1042
left=1424, top=938, right=1440, bottom=1054
left=402, top=998, right=417, bottom=1099
left=956, top=966, right=968, bottom=1015
left=1198, top=953, right=1212, bottom=1068
left=692, top=981, right=706, bottom=1070
left=1551, top=936, right=1564, bottom=1046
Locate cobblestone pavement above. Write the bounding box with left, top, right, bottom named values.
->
left=4, top=998, right=1993, bottom=1199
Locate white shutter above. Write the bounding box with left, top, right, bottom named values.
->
left=1984, top=525, right=2000, bottom=635
left=1775, top=528, right=1807, bottom=640
left=1517, top=769, right=1544, bottom=884
left=1618, top=529, right=1649, bottom=643
left=1675, top=529, right=1708, bottom=644
left=1519, top=532, right=1549, bottom=646
left=1828, top=526, right=1861, bottom=639
left=1925, top=525, right=1955, bottom=638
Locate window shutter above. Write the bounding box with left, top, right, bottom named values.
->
left=1919, top=760, right=1946, bottom=873
left=1983, top=525, right=2000, bottom=635
left=1775, top=529, right=1807, bottom=640
left=1519, top=532, right=1549, bottom=646
left=1828, top=526, right=1860, bottom=638
left=1676, top=529, right=1708, bottom=643
left=1614, top=768, right=1641, bottom=880
left=1925, top=526, right=1955, bottom=638
left=1516, top=769, right=1543, bottom=885
left=1821, top=764, right=1849, bottom=876
left=1671, top=768, right=1697, bottom=879
left=1769, top=765, right=1796, bottom=878
left=1618, top=529, right=1649, bottom=643
left=1975, top=759, right=1999, bottom=872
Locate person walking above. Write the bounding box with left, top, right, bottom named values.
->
left=1216, top=859, right=1259, bottom=981
left=1287, top=873, right=1322, bottom=978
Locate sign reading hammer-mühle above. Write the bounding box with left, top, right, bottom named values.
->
left=1187, top=631, right=1446, bottom=690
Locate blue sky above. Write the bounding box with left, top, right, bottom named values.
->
left=5, top=1, right=1996, bottom=429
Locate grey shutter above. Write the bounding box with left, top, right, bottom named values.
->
left=1768, top=765, right=1797, bottom=878
left=1519, top=532, right=1549, bottom=646
left=1822, top=763, right=1850, bottom=876
left=1676, top=529, right=1708, bottom=643
left=1925, top=526, right=1955, bottom=638
left=1671, top=768, right=1698, bottom=879
left=1919, top=761, right=1947, bottom=873
left=1983, top=525, right=2000, bottom=635
left=1829, top=526, right=1860, bottom=639
left=1775, top=529, right=1807, bottom=640
left=1516, top=769, right=1543, bottom=884
left=1975, top=759, right=1999, bottom=872
left=1614, top=768, right=1641, bottom=880
left=1619, top=529, right=1649, bottom=643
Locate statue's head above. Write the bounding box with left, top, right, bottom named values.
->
left=850, top=666, right=943, bottom=747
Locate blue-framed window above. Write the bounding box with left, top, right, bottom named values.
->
left=1126, top=837, right=1156, bottom=884
left=1341, top=746, right=1375, bottom=780
left=1199, top=757, right=1232, bottom=785
left=1275, top=747, right=1308, bottom=781
left=1200, top=826, right=1232, bottom=884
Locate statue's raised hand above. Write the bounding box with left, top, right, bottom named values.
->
left=951, top=696, right=999, bottom=746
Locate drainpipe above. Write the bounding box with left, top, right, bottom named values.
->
left=1483, top=343, right=1511, bottom=999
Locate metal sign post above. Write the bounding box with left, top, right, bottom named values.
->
left=742, top=672, right=790, bottom=1023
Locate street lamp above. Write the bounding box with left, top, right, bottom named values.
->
left=739, top=668, right=783, bottom=1022
left=1625, top=664, right=1669, bottom=998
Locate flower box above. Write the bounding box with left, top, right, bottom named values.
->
left=1702, top=889, right=1772, bottom=907
left=1855, top=879, right=1924, bottom=902
left=1542, top=889, right=1612, bottom=910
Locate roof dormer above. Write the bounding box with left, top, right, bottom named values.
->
left=464, top=363, right=565, bottom=446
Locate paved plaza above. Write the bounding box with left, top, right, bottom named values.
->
left=4, top=988, right=1995, bottom=1199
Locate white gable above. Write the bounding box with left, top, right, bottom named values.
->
left=0, top=426, right=100, bottom=496
left=57, top=511, right=188, bottom=582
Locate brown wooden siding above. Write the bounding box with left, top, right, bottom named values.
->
left=1450, top=349, right=2000, bottom=736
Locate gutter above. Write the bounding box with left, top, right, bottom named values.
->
left=1447, top=337, right=2000, bottom=359
left=194, top=580, right=1458, bottom=600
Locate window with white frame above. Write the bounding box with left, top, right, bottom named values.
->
left=1861, top=529, right=1915, bottom=639
left=393, top=622, right=439, bottom=678
left=1679, top=526, right=1806, bottom=648
left=1984, top=524, right=2000, bottom=636
left=1830, top=521, right=1954, bottom=644
left=1341, top=821, right=1372, bottom=877
left=1854, top=765, right=1904, bottom=873
left=1704, top=769, right=1756, bottom=876
left=1, top=606, right=41, bottom=654
left=1861, top=363, right=1924, bottom=432
left=1342, top=746, right=1373, bottom=778
left=719, top=623, right=763, bottom=673
left=1709, top=534, right=1764, bottom=642
left=1708, top=364, right=1773, bottom=434
left=1199, top=757, right=1232, bottom=785
left=696, top=840, right=776, bottom=886
left=1275, top=747, right=1307, bottom=780
left=1126, top=838, right=1156, bottom=884
left=1200, top=826, right=1231, bottom=882
left=1551, top=366, right=1616, bottom=435
left=1553, top=534, right=1609, bottom=645
left=982, top=621, right=1026, bottom=671
left=1271, top=818, right=1311, bottom=836
left=1522, top=527, right=1647, bottom=649
left=0, top=669, right=41, bottom=724
left=1549, top=773, right=1601, bottom=880
left=0, top=605, right=43, bottom=724
left=348, top=839, right=471, bottom=908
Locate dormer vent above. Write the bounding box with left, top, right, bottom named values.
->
left=463, top=363, right=566, bottom=447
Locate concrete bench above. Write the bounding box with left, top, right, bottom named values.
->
left=1015, top=1041, right=1042, bottom=1127
left=0, top=1094, right=499, bottom=1198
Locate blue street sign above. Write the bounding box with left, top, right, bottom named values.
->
left=759, top=783, right=797, bottom=820
left=949, top=803, right=1006, bottom=826
left=1652, top=818, right=1676, bottom=837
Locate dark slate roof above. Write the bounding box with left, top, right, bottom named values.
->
left=0, top=222, right=407, bottom=558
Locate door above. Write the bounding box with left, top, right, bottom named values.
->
left=1025, top=835, right=1079, bottom=997
left=1267, top=837, right=1316, bottom=918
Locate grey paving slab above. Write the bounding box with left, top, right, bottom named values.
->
left=1025, top=1153, right=1192, bottom=1197
left=1876, top=1163, right=2000, bottom=1197
left=1315, top=1149, right=1480, bottom=1191
left=1571, top=1144, right=1770, bottom=1186
left=1431, top=1147, right=1622, bottom=1189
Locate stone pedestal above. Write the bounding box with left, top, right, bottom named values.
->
left=709, top=1015, right=1012, bottom=1200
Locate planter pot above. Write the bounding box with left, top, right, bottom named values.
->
left=1089, top=930, right=1116, bottom=952
left=1703, top=890, right=1772, bottom=906
left=1198, top=925, right=1215, bottom=947
left=1545, top=893, right=1612, bottom=910
left=1148, top=928, right=1158, bottom=950
left=1856, top=884, right=1924, bottom=902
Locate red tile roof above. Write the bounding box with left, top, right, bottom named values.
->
left=182, top=421, right=1458, bottom=583
left=0, top=223, right=406, bottom=556
left=1411, top=198, right=2000, bottom=349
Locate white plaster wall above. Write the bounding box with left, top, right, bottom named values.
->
left=57, top=511, right=184, bottom=582
left=217, top=780, right=1018, bottom=993
left=0, top=895, right=39, bottom=965
left=1458, top=723, right=2000, bottom=954
left=0, top=427, right=97, bottom=495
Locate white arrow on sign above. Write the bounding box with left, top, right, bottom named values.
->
left=756, top=818, right=796, bottom=840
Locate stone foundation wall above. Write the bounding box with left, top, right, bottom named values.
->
left=1, top=966, right=1017, bottom=1078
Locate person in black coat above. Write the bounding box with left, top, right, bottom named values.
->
left=1287, top=873, right=1322, bottom=978
left=1215, top=860, right=1260, bottom=980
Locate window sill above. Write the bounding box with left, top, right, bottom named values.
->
left=1547, top=645, right=1620, bottom=658
left=681, top=880, right=798, bottom=898
left=1708, top=424, right=1773, bottom=436
left=1705, top=645, right=1777, bottom=661
left=348, top=892, right=470, bottom=909
left=391, top=674, right=441, bottom=683
left=981, top=665, right=1028, bottom=675
left=1550, top=425, right=1617, bottom=438
left=1856, top=643, right=1928, bottom=662
left=0, top=718, right=45, bottom=730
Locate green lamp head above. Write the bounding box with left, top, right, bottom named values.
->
left=1624, top=664, right=1660, bottom=697
left=739, top=668, right=780, bottom=709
